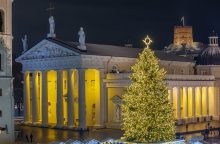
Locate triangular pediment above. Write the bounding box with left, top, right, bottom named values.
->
left=16, top=39, right=80, bottom=61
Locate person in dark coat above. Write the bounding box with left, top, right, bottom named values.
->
left=25, top=134, right=29, bottom=142
left=30, top=133, right=33, bottom=143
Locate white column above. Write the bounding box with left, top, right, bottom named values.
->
left=31, top=71, right=38, bottom=123
left=99, top=69, right=105, bottom=126
left=205, top=87, right=209, bottom=116
left=104, top=84, right=108, bottom=124
left=192, top=87, right=196, bottom=120
left=184, top=87, right=188, bottom=118
left=23, top=72, right=29, bottom=123
left=67, top=69, right=74, bottom=127
left=169, top=88, right=173, bottom=104
left=42, top=71, right=48, bottom=126
left=176, top=87, right=181, bottom=120
left=199, top=87, right=202, bottom=118
left=78, top=69, right=86, bottom=130
left=56, top=70, right=64, bottom=127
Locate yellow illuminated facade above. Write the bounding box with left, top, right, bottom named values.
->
left=168, top=86, right=215, bottom=124
left=16, top=37, right=220, bottom=129
left=22, top=68, right=104, bottom=129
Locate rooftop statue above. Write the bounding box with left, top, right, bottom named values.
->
left=21, top=34, right=28, bottom=53
left=77, top=27, right=86, bottom=51
left=47, top=16, right=56, bottom=38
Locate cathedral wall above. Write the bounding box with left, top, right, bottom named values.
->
left=0, top=78, right=14, bottom=143
left=105, top=56, right=194, bottom=76
left=196, top=65, right=220, bottom=78
left=210, top=67, right=220, bottom=78
left=106, top=58, right=135, bottom=73
left=159, top=61, right=194, bottom=75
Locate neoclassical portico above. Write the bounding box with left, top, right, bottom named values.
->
left=22, top=68, right=105, bottom=129
left=16, top=38, right=109, bottom=129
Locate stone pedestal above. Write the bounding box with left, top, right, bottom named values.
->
left=47, top=33, right=56, bottom=38
left=77, top=45, right=87, bottom=51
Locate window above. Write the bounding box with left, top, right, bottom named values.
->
left=201, top=71, right=207, bottom=75
left=0, top=110, right=2, bottom=117
left=0, top=54, right=1, bottom=71
left=0, top=10, right=4, bottom=32
left=180, top=69, right=184, bottom=75
left=0, top=89, right=2, bottom=96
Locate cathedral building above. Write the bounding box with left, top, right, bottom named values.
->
left=16, top=16, right=220, bottom=130
left=0, top=0, right=14, bottom=143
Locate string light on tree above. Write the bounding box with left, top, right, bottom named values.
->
left=122, top=36, right=175, bottom=143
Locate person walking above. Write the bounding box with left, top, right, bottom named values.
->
left=30, top=133, right=33, bottom=143
left=185, top=124, right=188, bottom=132
left=205, top=123, right=210, bottom=139
left=25, top=134, right=29, bottom=143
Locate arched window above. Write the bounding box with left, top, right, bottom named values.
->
left=0, top=10, right=4, bottom=32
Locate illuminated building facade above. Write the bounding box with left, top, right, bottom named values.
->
left=14, top=14, right=220, bottom=129
left=16, top=33, right=220, bottom=129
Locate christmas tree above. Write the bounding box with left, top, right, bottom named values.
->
left=122, top=36, right=175, bottom=143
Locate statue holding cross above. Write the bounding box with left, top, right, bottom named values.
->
left=46, top=1, right=56, bottom=38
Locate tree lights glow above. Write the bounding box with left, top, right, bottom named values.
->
left=122, top=36, right=175, bottom=143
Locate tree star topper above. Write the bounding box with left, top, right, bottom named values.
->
left=143, top=35, right=153, bottom=48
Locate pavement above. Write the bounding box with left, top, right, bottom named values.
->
left=14, top=121, right=220, bottom=144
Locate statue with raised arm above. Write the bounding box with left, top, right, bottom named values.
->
left=21, top=34, right=28, bottom=53
left=77, top=27, right=86, bottom=51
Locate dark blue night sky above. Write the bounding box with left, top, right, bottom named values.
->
left=12, top=0, right=220, bottom=55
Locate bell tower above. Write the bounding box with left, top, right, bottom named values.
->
left=0, top=0, right=12, bottom=49
left=0, top=0, right=14, bottom=143
left=0, top=0, right=13, bottom=76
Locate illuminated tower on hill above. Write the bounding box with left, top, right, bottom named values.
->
left=174, top=26, right=193, bottom=47
left=173, top=17, right=193, bottom=47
